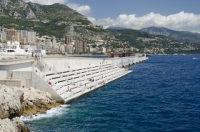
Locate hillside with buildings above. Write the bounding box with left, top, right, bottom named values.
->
left=107, top=28, right=200, bottom=54
left=0, top=0, right=200, bottom=54
left=0, top=0, right=113, bottom=39
left=0, top=0, right=115, bottom=54
left=1, top=27, right=200, bottom=55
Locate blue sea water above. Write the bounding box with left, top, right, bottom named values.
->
left=23, top=55, right=200, bottom=132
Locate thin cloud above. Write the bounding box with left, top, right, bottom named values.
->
left=90, top=11, right=200, bottom=31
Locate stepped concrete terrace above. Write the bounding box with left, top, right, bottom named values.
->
left=0, top=55, right=148, bottom=103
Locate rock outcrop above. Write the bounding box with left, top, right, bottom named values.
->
left=0, top=84, right=61, bottom=131
left=20, top=87, right=60, bottom=116
left=0, top=85, right=29, bottom=132
left=0, top=118, right=30, bottom=132
left=0, top=85, right=23, bottom=119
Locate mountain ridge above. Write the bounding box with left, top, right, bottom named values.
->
left=0, top=0, right=113, bottom=40
left=1, top=0, right=200, bottom=54
left=141, top=26, right=200, bottom=43
left=0, top=0, right=88, bottom=21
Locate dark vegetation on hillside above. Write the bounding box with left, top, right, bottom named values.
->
left=1, top=0, right=200, bottom=54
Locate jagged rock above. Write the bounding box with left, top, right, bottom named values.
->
left=15, top=89, right=24, bottom=104
left=0, top=85, right=23, bottom=119
left=0, top=118, right=30, bottom=132
left=0, top=85, right=61, bottom=116
left=18, top=87, right=60, bottom=116
left=11, top=117, right=30, bottom=132
left=0, top=0, right=9, bottom=9
left=0, top=118, right=16, bottom=132
left=0, top=0, right=36, bottom=19
left=0, top=84, right=61, bottom=131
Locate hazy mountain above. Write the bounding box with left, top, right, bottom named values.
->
left=141, top=26, right=200, bottom=43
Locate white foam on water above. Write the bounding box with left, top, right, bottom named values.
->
left=20, top=104, right=70, bottom=121
left=192, top=57, right=200, bottom=60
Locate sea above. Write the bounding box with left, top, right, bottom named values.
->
left=22, top=55, right=200, bottom=132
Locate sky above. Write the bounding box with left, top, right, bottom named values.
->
left=24, top=0, right=200, bottom=33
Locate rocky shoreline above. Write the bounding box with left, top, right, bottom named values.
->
left=0, top=84, right=61, bottom=132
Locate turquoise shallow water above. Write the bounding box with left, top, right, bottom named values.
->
left=23, top=55, right=200, bottom=132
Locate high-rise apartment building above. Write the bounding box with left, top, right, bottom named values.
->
left=27, top=31, right=36, bottom=44
left=19, top=30, right=28, bottom=44
left=65, top=35, right=72, bottom=45
left=6, top=29, right=20, bottom=42
left=19, top=30, right=36, bottom=44
left=0, top=28, right=6, bottom=41
left=75, top=40, right=87, bottom=53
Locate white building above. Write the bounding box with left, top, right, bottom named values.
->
left=52, top=38, right=57, bottom=45
left=95, top=40, right=104, bottom=46
left=27, top=31, right=36, bottom=44
left=0, top=28, right=7, bottom=41
left=101, top=47, right=107, bottom=53
left=90, top=47, right=97, bottom=52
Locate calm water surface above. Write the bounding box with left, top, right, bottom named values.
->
left=24, top=55, right=200, bottom=132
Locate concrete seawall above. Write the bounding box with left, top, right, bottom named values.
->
left=40, top=55, right=147, bottom=72
left=0, top=55, right=148, bottom=103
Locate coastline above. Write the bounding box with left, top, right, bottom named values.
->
left=0, top=54, right=148, bottom=131
left=20, top=87, right=61, bottom=117
left=0, top=84, right=62, bottom=132
left=24, top=55, right=200, bottom=131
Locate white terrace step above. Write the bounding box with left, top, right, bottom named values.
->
left=40, top=63, right=131, bottom=103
